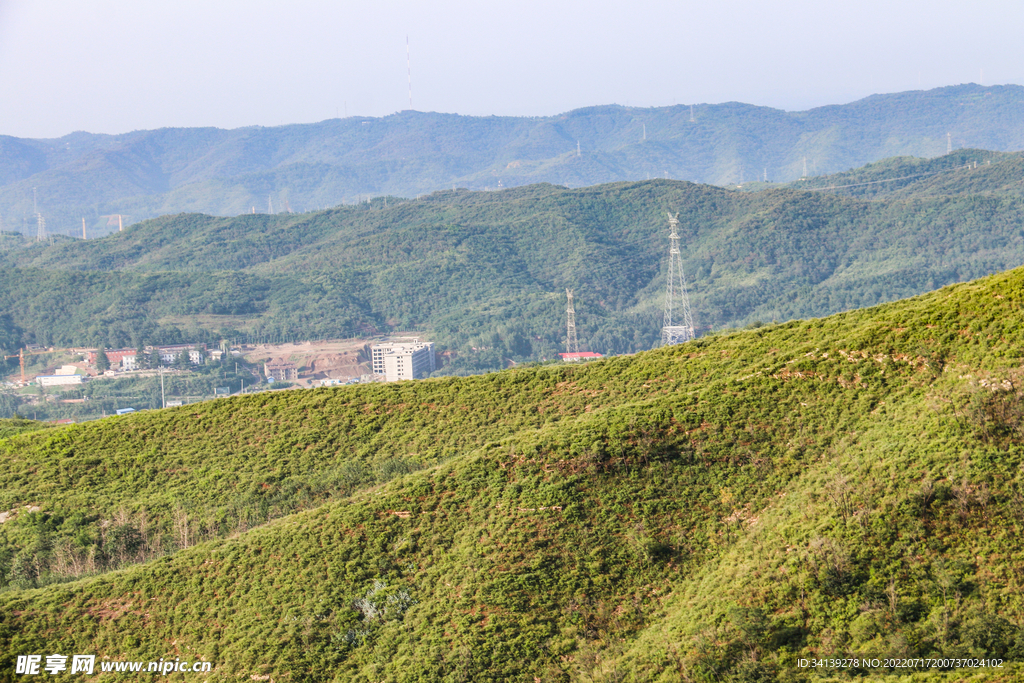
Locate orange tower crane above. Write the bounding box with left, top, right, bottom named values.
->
left=3, top=347, right=53, bottom=384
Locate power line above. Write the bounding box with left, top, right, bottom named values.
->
left=804, top=161, right=982, bottom=193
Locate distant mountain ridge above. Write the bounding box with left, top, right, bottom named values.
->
left=1, top=83, right=1022, bottom=237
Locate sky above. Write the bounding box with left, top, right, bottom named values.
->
left=0, top=0, right=1022, bottom=139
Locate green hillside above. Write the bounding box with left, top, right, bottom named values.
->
left=0, top=418, right=50, bottom=440
left=4, top=150, right=1024, bottom=381
left=2, top=84, right=1022, bottom=237
left=2, top=267, right=1024, bottom=680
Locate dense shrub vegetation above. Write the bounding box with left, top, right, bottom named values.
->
left=3, top=267, right=1024, bottom=680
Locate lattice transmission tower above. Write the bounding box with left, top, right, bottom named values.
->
left=32, top=186, right=46, bottom=242
left=661, top=212, right=695, bottom=346
left=565, top=289, right=580, bottom=354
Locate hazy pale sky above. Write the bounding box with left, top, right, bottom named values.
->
left=0, top=0, right=1021, bottom=139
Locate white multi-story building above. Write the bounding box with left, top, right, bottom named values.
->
left=370, top=339, right=436, bottom=382
left=149, top=344, right=206, bottom=365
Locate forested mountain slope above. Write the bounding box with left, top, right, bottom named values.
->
left=757, top=148, right=1023, bottom=199
left=3, top=267, right=1024, bottom=680
left=4, top=149, right=1024, bottom=375
left=1, top=84, right=1022, bottom=236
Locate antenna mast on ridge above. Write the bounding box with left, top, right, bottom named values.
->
left=661, top=212, right=695, bottom=346
left=565, top=289, right=580, bottom=354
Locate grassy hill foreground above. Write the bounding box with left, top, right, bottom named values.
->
left=3, top=267, right=1024, bottom=680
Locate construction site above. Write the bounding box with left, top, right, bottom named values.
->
left=240, top=339, right=373, bottom=387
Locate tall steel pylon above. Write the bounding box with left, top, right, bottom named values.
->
left=565, top=289, right=580, bottom=354
left=33, top=187, right=45, bottom=242
left=661, top=212, right=695, bottom=346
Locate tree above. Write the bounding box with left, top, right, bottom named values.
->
left=0, top=393, right=22, bottom=419
left=175, top=351, right=189, bottom=370
left=135, top=345, right=147, bottom=370
left=149, top=349, right=162, bottom=368
left=96, top=349, right=110, bottom=373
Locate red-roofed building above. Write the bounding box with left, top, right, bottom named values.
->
left=558, top=352, right=603, bottom=362
left=85, top=348, right=138, bottom=369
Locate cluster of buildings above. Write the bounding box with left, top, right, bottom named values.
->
left=28, top=344, right=221, bottom=388
left=54, top=340, right=440, bottom=387
left=17, top=334, right=605, bottom=394
left=83, top=344, right=222, bottom=370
